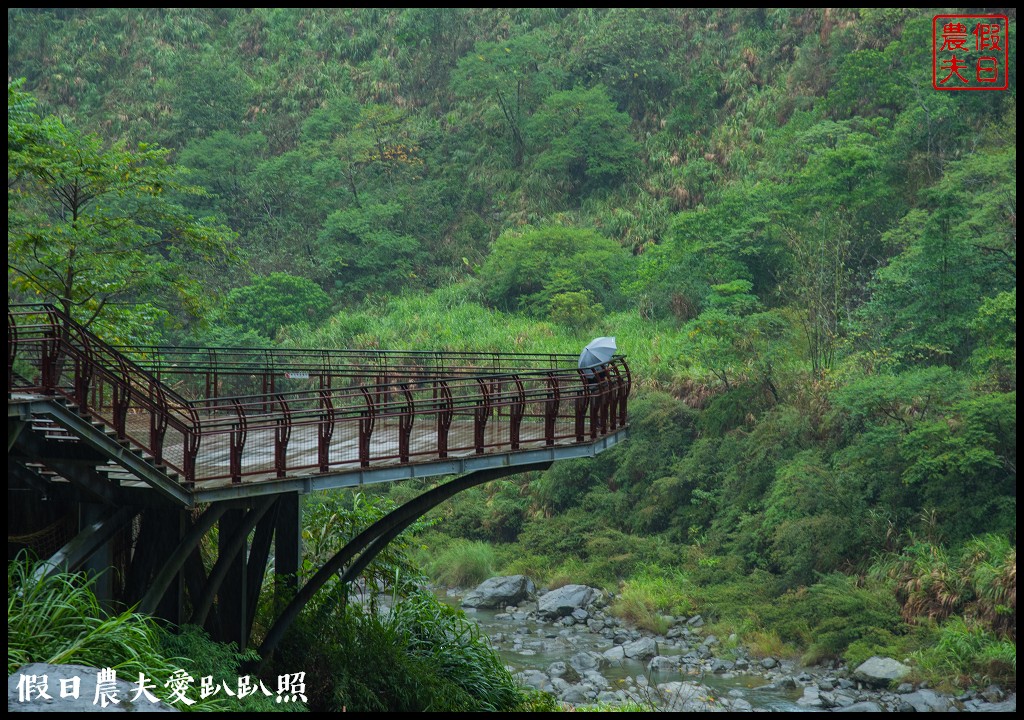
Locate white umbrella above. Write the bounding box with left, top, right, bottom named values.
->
left=578, top=336, right=617, bottom=376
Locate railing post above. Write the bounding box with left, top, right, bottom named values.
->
left=398, top=383, right=414, bottom=463
left=473, top=378, right=491, bottom=453
left=112, top=355, right=131, bottom=440
left=510, top=376, right=525, bottom=450
left=40, top=309, right=59, bottom=394
left=149, top=378, right=168, bottom=465
left=575, top=370, right=590, bottom=442
left=436, top=380, right=452, bottom=458
left=359, top=387, right=375, bottom=468
left=318, top=389, right=335, bottom=473
left=183, top=415, right=201, bottom=487
left=7, top=310, right=16, bottom=394
left=274, top=394, right=291, bottom=478
left=230, top=398, right=247, bottom=484
left=544, top=372, right=560, bottom=446
left=618, top=361, right=631, bottom=427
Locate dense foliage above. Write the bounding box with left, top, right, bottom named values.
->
left=8, top=7, right=1016, bottom=691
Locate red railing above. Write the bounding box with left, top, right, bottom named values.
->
left=8, top=304, right=630, bottom=487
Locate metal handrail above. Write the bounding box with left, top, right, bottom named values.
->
left=8, top=303, right=631, bottom=487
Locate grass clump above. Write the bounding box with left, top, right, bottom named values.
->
left=912, top=617, right=1016, bottom=691
left=422, top=539, right=498, bottom=588
left=610, top=566, right=694, bottom=634
left=8, top=554, right=278, bottom=711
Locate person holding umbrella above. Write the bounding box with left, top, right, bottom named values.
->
left=579, top=337, right=616, bottom=431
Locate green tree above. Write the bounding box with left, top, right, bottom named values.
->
left=527, top=85, right=639, bottom=198
left=225, top=272, right=332, bottom=339
left=8, top=82, right=236, bottom=342
left=318, top=203, right=423, bottom=298
left=859, top=148, right=1016, bottom=367
left=452, top=30, right=560, bottom=167
left=479, top=225, right=631, bottom=317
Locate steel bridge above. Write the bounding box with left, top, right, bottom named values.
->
left=7, top=304, right=630, bottom=655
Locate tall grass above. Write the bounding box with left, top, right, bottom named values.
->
left=422, top=540, right=498, bottom=588
left=8, top=557, right=178, bottom=679
left=286, top=285, right=693, bottom=390
left=8, top=555, right=289, bottom=712
left=278, top=585, right=528, bottom=712
left=610, top=566, right=695, bottom=634
left=913, top=617, right=1016, bottom=690
left=871, top=534, right=1016, bottom=640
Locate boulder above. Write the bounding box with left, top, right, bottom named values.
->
left=834, top=701, right=884, bottom=712
left=513, top=669, right=550, bottom=693
left=622, top=637, right=658, bottom=660
left=537, top=585, right=602, bottom=619
left=852, top=656, right=911, bottom=687
left=657, top=681, right=725, bottom=712
left=648, top=655, right=682, bottom=673
left=461, top=575, right=536, bottom=609
left=569, top=652, right=600, bottom=673
left=901, top=688, right=953, bottom=712
left=602, top=646, right=625, bottom=666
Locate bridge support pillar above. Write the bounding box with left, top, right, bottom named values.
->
left=79, top=501, right=114, bottom=608
left=275, top=492, right=302, bottom=610
left=218, top=509, right=249, bottom=650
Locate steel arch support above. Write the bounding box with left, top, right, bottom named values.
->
left=191, top=496, right=276, bottom=628
left=258, top=461, right=552, bottom=663
left=138, top=503, right=229, bottom=615
left=30, top=506, right=139, bottom=583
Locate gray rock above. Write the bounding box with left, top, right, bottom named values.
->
left=729, top=698, right=754, bottom=711
left=622, top=637, right=658, bottom=660
left=602, top=646, right=625, bottom=666
left=549, top=677, right=571, bottom=695
left=703, top=634, right=719, bottom=646
left=902, top=688, right=953, bottom=712
left=710, top=659, right=734, bottom=674
left=972, top=694, right=1016, bottom=712
left=834, top=701, right=884, bottom=712
left=657, top=681, right=724, bottom=712
left=546, top=662, right=570, bottom=679
left=586, top=618, right=605, bottom=633
left=560, top=684, right=595, bottom=704
left=10, top=663, right=180, bottom=712
left=571, top=608, right=589, bottom=623
left=853, top=656, right=911, bottom=687
left=462, top=574, right=536, bottom=609
left=777, top=676, right=798, bottom=690
left=687, top=615, right=705, bottom=627
left=569, top=652, right=599, bottom=672
left=796, top=687, right=823, bottom=707
left=981, top=685, right=1006, bottom=703
left=896, top=682, right=914, bottom=694
left=514, top=669, right=550, bottom=692
left=647, top=655, right=681, bottom=673
left=760, top=657, right=778, bottom=669
left=537, top=585, right=601, bottom=619
left=581, top=670, right=607, bottom=688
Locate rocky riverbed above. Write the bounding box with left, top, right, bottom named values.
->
left=445, top=575, right=1017, bottom=712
